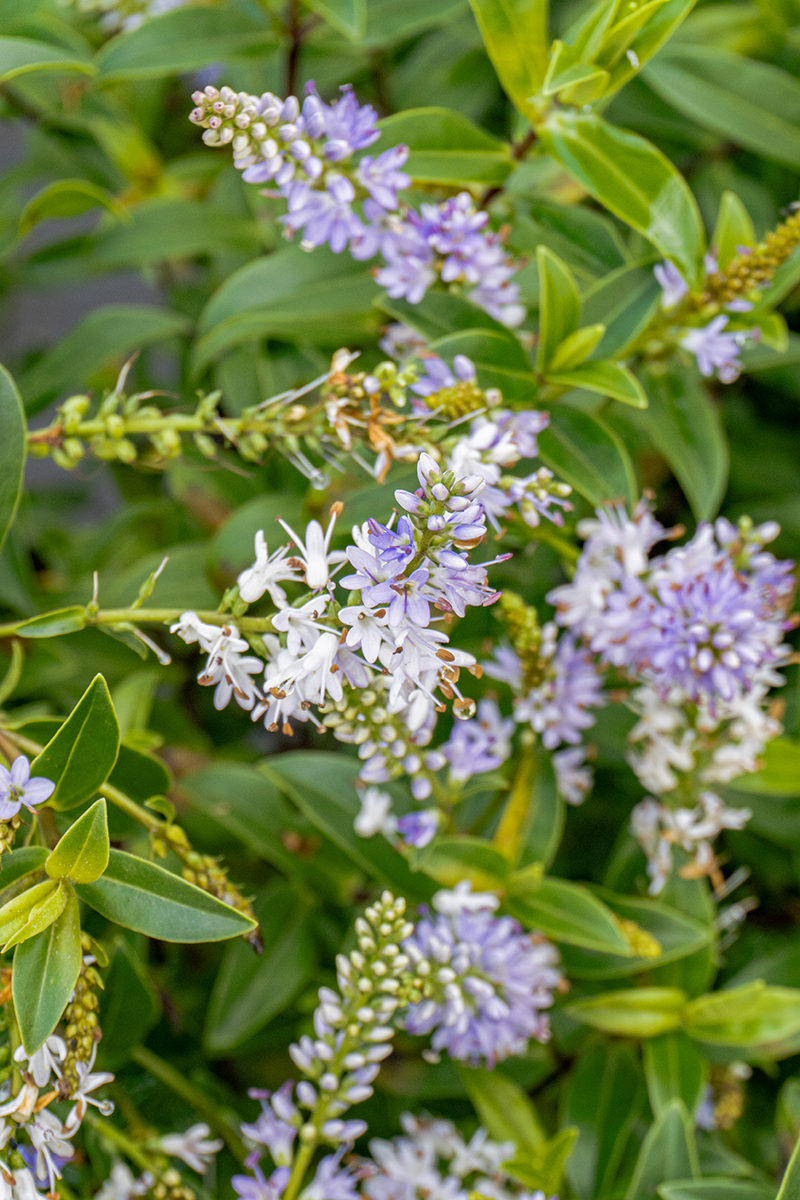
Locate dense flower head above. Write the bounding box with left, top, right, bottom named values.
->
left=402, top=909, right=561, bottom=1065
left=441, top=698, right=514, bottom=783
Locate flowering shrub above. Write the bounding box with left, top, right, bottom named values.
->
left=3, top=0, right=800, bottom=1198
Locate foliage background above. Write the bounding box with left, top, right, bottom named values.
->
left=3, top=0, right=800, bottom=1194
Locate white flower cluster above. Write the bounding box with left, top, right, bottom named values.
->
left=631, top=791, right=753, bottom=895
left=361, top=1113, right=554, bottom=1200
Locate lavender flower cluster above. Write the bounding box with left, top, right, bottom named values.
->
left=189, top=85, right=525, bottom=327
left=654, top=260, right=758, bottom=383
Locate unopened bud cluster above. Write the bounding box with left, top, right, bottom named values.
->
left=150, top=1167, right=195, bottom=1200
left=496, top=591, right=552, bottom=690
left=704, top=205, right=800, bottom=308
left=0, top=814, right=21, bottom=856
left=61, top=935, right=103, bottom=1087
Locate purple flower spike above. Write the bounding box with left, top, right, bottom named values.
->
left=357, top=145, right=410, bottom=211
left=0, top=756, right=55, bottom=820
left=396, top=809, right=439, bottom=848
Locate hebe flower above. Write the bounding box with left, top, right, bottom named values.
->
left=0, top=756, right=55, bottom=819
left=402, top=907, right=562, bottom=1065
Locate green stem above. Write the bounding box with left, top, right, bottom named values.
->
left=0, top=606, right=276, bottom=639
left=86, top=1112, right=157, bottom=1174
left=282, top=1141, right=315, bottom=1200
left=131, top=1046, right=246, bottom=1163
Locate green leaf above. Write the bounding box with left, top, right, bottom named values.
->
left=548, top=324, right=607, bottom=371
left=644, top=1032, right=707, bottom=1119
left=466, top=0, right=549, bottom=116
left=45, top=799, right=109, bottom=884
left=518, top=746, right=564, bottom=870
left=13, top=608, right=86, bottom=638
left=643, top=45, right=800, bottom=170
left=778, top=1134, right=800, bottom=1200
left=545, top=359, right=648, bottom=407
left=536, top=247, right=580, bottom=371
left=0, top=879, right=65, bottom=949
left=363, top=0, right=468, bottom=44
left=98, top=938, right=161, bottom=1070
left=626, top=1100, right=699, bottom=1200
left=19, top=181, right=126, bottom=237
left=0, top=36, right=93, bottom=82
left=417, top=837, right=510, bottom=890
left=94, top=5, right=273, bottom=79
left=713, top=191, right=756, bottom=270
left=0, top=365, right=26, bottom=556
left=581, top=262, right=662, bottom=360
left=306, top=0, right=366, bottom=37
left=660, top=1182, right=776, bottom=1200
left=561, top=889, right=713, bottom=978
left=193, top=247, right=379, bottom=372
left=540, top=109, right=705, bottom=287
left=0, top=848, right=48, bottom=902
left=259, top=753, right=436, bottom=901
left=13, top=885, right=82, bottom=1054
left=537, top=406, right=637, bottom=508
left=509, top=198, right=627, bottom=282
left=632, top=363, right=728, bottom=521
left=683, top=981, right=800, bottom=1049
left=93, top=199, right=261, bottom=269
left=205, top=882, right=316, bottom=1053
left=562, top=1041, right=644, bottom=1200
left=459, top=1064, right=546, bottom=1154
left=504, top=1130, right=578, bottom=1197
left=21, top=305, right=191, bottom=416
left=3, top=880, right=68, bottom=951
left=603, top=0, right=696, bottom=96
left=32, top=675, right=120, bottom=811
left=726, top=737, right=800, bottom=797
left=567, top=987, right=687, bottom=1037
left=76, top=849, right=256, bottom=942
left=428, top=329, right=537, bottom=403
left=375, top=107, right=512, bottom=186
left=375, top=292, right=509, bottom=341
left=506, top=869, right=632, bottom=954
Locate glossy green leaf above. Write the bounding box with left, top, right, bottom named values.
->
left=509, top=198, right=627, bottom=282
left=3, top=880, right=68, bottom=951
left=536, top=247, right=580, bottom=371
left=428, top=329, right=537, bottom=403
left=660, top=1182, right=776, bottom=1200
left=306, top=0, right=366, bottom=37
left=193, top=247, right=379, bottom=372
left=538, top=406, right=637, bottom=508
left=0, top=365, right=26, bottom=557
left=14, top=608, right=86, bottom=638
left=581, top=262, right=662, bottom=360
left=632, top=363, right=728, bottom=521
left=418, top=837, right=510, bottom=890
left=626, top=1101, right=699, bottom=1200
left=0, top=36, right=93, bottom=82
left=0, top=879, right=65, bottom=949
left=506, top=869, right=631, bottom=954
left=13, top=885, right=82, bottom=1054
left=644, top=45, right=800, bottom=169
left=259, top=753, right=435, bottom=901
left=567, top=987, right=687, bottom=1037
left=604, top=0, right=696, bottom=96
left=518, top=747, right=564, bottom=871
left=563, top=1041, right=644, bottom=1200
left=540, top=109, right=705, bottom=287
left=76, top=849, right=256, bottom=942
left=95, top=5, right=273, bottom=79
left=33, top=675, right=120, bottom=811
left=713, top=191, right=756, bottom=270
left=548, top=324, right=607, bottom=371
left=21, top=305, right=191, bottom=416
left=205, top=883, right=316, bottom=1053
left=375, top=108, right=512, bottom=185
left=19, top=181, right=126, bottom=237
left=561, top=888, right=712, bottom=978
left=98, top=939, right=161, bottom=1070
left=644, top=1032, right=707, bottom=1119
left=466, top=0, right=549, bottom=116
left=683, top=980, right=800, bottom=1048
left=46, top=799, right=109, bottom=884
left=545, top=359, right=648, bottom=407
left=459, top=1064, right=546, bottom=1154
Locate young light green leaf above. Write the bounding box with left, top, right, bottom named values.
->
left=540, top=109, right=705, bottom=287
left=459, top=1064, right=547, bottom=1155
left=567, top=987, right=687, bottom=1037
left=0, top=879, right=64, bottom=949
left=418, top=837, right=510, bottom=890
left=603, top=0, right=696, bottom=96
left=45, top=799, right=109, bottom=884
left=32, top=675, right=120, bottom=811
left=13, top=608, right=87, bottom=638
left=626, top=1100, right=699, bottom=1200
left=713, top=191, right=756, bottom=270
left=3, top=881, right=68, bottom=951
left=536, top=246, right=580, bottom=371
left=13, top=886, right=82, bottom=1054
left=75, top=849, right=256, bottom=942
left=374, top=108, right=512, bottom=186
left=467, top=0, right=549, bottom=118
left=205, top=883, right=316, bottom=1054
left=0, top=36, right=93, bottom=83
left=644, top=1032, right=708, bottom=1119
left=683, top=980, right=800, bottom=1048
left=548, top=324, right=607, bottom=371
left=0, top=366, right=26, bottom=556
left=506, top=870, right=632, bottom=954
left=545, top=359, right=648, bottom=407
left=20, top=181, right=126, bottom=238
left=537, top=406, right=637, bottom=508
left=725, top=737, right=800, bottom=797
left=563, top=1041, right=644, bottom=1199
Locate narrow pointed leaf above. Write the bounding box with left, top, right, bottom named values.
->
left=537, top=246, right=580, bottom=371
left=545, top=360, right=648, bottom=407
left=0, top=366, right=26, bottom=556
left=467, top=0, right=549, bottom=116
left=46, top=800, right=109, bottom=884
left=13, top=886, right=82, bottom=1054
left=626, top=1100, right=699, bottom=1200
left=32, top=676, right=120, bottom=811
